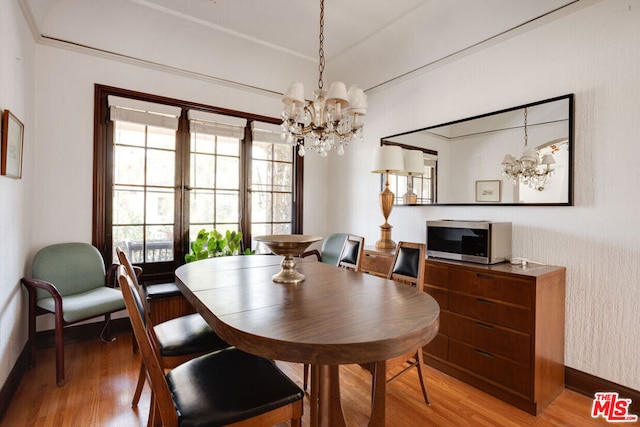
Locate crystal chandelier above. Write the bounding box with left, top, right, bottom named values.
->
left=501, top=107, right=556, bottom=191
left=280, top=0, right=367, bottom=157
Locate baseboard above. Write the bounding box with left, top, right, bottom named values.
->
left=0, top=344, right=28, bottom=422
left=565, top=366, right=639, bottom=416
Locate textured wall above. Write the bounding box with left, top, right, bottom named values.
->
left=332, top=0, right=640, bottom=390
left=0, top=0, right=35, bottom=387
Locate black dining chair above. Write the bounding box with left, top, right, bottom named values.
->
left=364, top=241, right=431, bottom=406
left=117, top=265, right=304, bottom=427
left=116, top=248, right=232, bottom=411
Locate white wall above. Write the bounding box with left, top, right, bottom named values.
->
left=331, top=0, right=640, bottom=390
left=0, top=0, right=35, bottom=387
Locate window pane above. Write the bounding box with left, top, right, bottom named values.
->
left=273, top=223, right=291, bottom=235
left=147, top=126, right=175, bottom=150
left=115, top=122, right=145, bottom=147
left=113, top=225, right=144, bottom=263
left=217, top=136, right=240, bottom=156
left=190, top=189, right=214, bottom=224
left=113, top=186, right=144, bottom=224
left=192, top=133, right=216, bottom=154
left=147, top=149, right=175, bottom=187
left=217, top=156, right=239, bottom=189
left=114, top=146, right=145, bottom=185
left=253, top=141, right=272, bottom=160
left=146, top=187, right=174, bottom=224
left=216, top=191, right=239, bottom=223
left=252, top=159, right=272, bottom=191
left=146, top=225, right=174, bottom=262
left=273, top=193, right=292, bottom=222
left=274, top=144, right=292, bottom=162
left=273, top=163, right=292, bottom=192
left=191, top=153, right=216, bottom=188
left=252, top=192, right=272, bottom=222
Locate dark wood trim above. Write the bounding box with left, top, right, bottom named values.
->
left=0, top=344, right=28, bottom=422
left=565, top=366, right=639, bottom=416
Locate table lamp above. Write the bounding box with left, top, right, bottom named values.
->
left=371, top=145, right=404, bottom=249
left=397, top=149, right=425, bottom=205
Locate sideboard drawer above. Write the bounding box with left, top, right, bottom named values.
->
left=448, top=339, right=531, bottom=397
left=449, top=268, right=533, bottom=308
left=449, top=292, right=532, bottom=333
left=447, top=312, right=530, bottom=366
left=362, top=252, right=393, bottom=277
left=424, top=263, right=450, bottom=288
left=424, top=284, right=449, bottom=311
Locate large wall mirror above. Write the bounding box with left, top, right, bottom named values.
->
left=382, top=94, right=574, bottom=206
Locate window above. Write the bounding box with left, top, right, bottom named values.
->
left=93, top=85, right=303, bottom=282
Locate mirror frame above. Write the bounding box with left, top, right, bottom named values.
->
left=381, top=94, right=574, bottom=206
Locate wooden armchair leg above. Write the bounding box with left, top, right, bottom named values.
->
left=27, top=291, right=37, bottom=370
left=54, top=310, right=65, bottom=386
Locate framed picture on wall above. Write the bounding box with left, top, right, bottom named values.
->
left=475, top=180, right=501, bottom=202
left=1, top=109, right=24, bottom=179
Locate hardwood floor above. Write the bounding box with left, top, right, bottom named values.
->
left=1, top=332, right=613, bottom=427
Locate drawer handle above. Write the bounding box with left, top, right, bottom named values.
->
left=475, top=321, right=495, bottom=330
left=476, top=297, right=495, bottom=305
left=477, top=273, right=496, bottom=281
left=475, top=349, right=495, bottom=359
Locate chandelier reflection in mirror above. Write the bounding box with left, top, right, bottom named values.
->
left=501, top=107, right=555, bottom=191
left=280, top=0, right=367, bottom=157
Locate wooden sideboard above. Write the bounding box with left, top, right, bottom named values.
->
left=362, top=247, right=566, bottom=415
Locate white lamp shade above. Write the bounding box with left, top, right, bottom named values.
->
left=521, top=147, right=539, bottom=163
left=325, top=82, right=349, bottom=108
left=541, top=153, right=556, bottom=165
left=502, top=154, right=516, bottom=164
left=347, top=85, right=368, bottom=115
left=282, top=82, right=305, bottom=106
left=371, top=145, right=404, bottom=173
left=397, top=149, right=424, bottom=176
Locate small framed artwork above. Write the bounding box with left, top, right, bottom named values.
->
left=1, top=109, right=24, bottom=179
left=475, top=180, right=501, bottom=202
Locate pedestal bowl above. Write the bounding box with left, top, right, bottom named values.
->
left=255, top=234, right=323, bottom=284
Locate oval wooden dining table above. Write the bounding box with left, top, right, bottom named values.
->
left=175, top=255, right=440, bottom=427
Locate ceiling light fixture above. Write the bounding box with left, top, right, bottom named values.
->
left=280, top=0, right=367, bottom=157
left=501, top=107, right=555, bottom=191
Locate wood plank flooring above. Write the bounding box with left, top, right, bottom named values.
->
left=1, top=332, right=613, bottom=426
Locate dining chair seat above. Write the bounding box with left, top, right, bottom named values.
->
left=154, top=313, right=229, bottom=357
left=167, top=347, right=304, bottom=427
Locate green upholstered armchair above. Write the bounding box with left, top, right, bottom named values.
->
left=299, top=233, right=348, bottom=266
left=22, top=242, right=127, bottom=386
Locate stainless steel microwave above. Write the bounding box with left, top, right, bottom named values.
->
left=426, top=220, right=512, bottom=264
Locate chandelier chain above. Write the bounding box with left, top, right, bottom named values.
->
left=524, top=107, right=528, bottom=146
left=317, top=0, right=325, bottom=90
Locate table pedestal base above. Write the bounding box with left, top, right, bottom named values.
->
left=309, top=362, right=387, bottom=427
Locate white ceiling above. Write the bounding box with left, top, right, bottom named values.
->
left=21, top=0, right=591, bottom=94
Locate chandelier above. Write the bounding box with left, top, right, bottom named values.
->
left=280, top=0, right=367, bottom=157
left=501, top=107, right=556, bottom=191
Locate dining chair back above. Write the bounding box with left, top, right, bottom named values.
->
left=22, top=242, right=126, bottom=385
left=300, top=233, right=348, bottom=266
left=117, top=265, right=304, bottom=427
left=116, top=247, right=230, bottom=409
left=337, top=235, right=365, bottom=272
left=383, top=241, right=430, bottom=405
